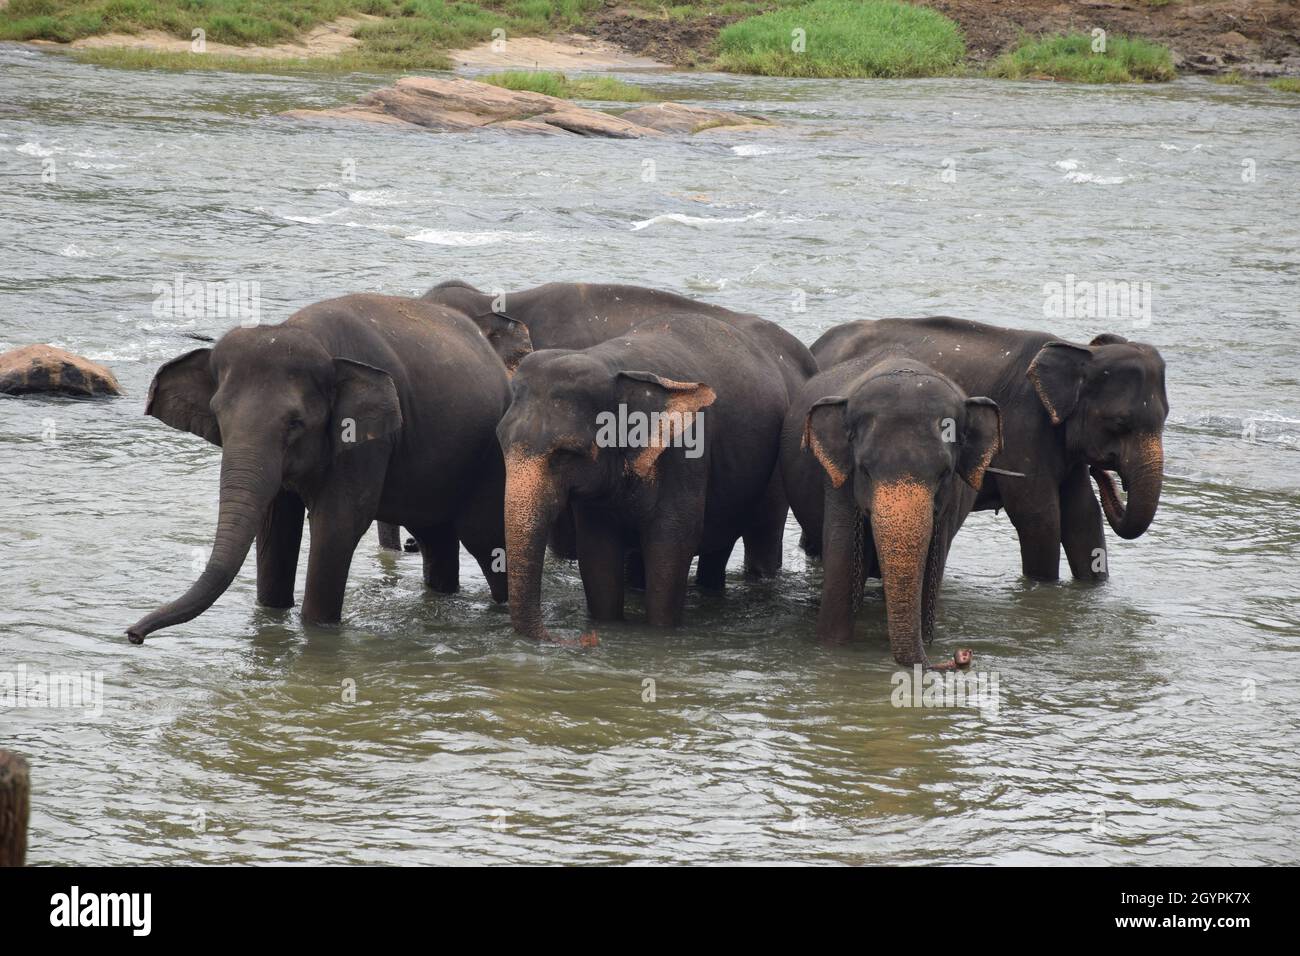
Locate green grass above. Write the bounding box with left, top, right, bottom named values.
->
left=482, top=69, right=652, bottom=101
left=1212, top=71, right=1246, bottom=85
left=1207, top=73, right=1300, bottom=93
left=988, top=33, right=1175, bottom=83
left=716, top=0, right=965, bottom=78
left=0, top=0, right=1230, bottom=83
left=0, top=0, right=362, bottom=45
left=0, top=0, right=603, bottom=71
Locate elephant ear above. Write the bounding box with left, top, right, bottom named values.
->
left=616, top=370, right=716, bottom=479
left=801, top=396, right=851, bottom=489
left=470, top=312, right=533, bottom=374
left=1026, top=341, right=1092, bottom=426
left=331, top=358, right=402, bottom=456
left=957, top=396, right=1003, bottom=490
left=145, top=348, right=220, bottom=446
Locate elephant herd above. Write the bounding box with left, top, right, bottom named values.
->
left=126, top=281, right=1169, bottom=672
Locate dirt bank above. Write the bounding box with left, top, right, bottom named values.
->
left=448, top=34, right=668, bottom=71
left=588, top=8, right=745, bottom=70
left=590, top=0, right=1300, bottom=76
left=30, top=15, right=379, bottom=60
left=925, top=0, right=1300, bottom=75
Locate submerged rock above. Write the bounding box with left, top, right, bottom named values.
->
left=620, top=102, right=771, bottom=134
left=0, top=344, right=121, bottom=397
left=282, top=76, right=768, bottom=139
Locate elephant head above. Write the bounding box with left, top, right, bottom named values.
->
left=422, top=280, right=532, bottom=373
left=421, top=278, right=489, bottom=314
left=497, top=351, right=714, bottom=641
left=1027, top=333, right=1168, bottom=539
left=803, top=366, right=1001, bottom=666
left=126, top=327, right=401, bottom=643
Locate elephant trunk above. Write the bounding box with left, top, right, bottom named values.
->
left=127, top=442, right=282, bottom=643
left=870, top=480, right=934, bottom=668
left=1092, top=433, right=1163, bottom=540
left=504, top=451, right=563, bottom=642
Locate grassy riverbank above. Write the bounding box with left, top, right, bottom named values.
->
left=0, top=0, right=601, bottom=71
left=716, top=0, right=965, bottom=78
left=0, top=0, right=599, bottom=47
left=989, top=34, right=1176, bottom=83
left=3, top=0, right=1295, bottom=83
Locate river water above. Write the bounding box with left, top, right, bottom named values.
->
left=2, top=44, right=1298, bottom=864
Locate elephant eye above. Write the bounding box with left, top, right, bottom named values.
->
left=287, top=416, right=306, bottom=432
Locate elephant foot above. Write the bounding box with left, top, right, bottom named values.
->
left=403, top=536, right=420, bottom=553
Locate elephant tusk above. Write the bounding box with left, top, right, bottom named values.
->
left=984, top=466, right=1026, bottom=478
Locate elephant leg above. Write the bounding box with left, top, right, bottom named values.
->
left=1001, top=477, right=1062, bottom=581
left=1060, top=465, right=1107, bottom=581
left=863, top=532, right=880, bottom=581
left=301, top=457, right=385, bottom=625
left=695, top=541, right=735, bottom=590
left=625, top=549, right=646, bottom=590
left=301, top=510, right=372, bottom=625
left=799, top=530, right=821, bottom=559
left=256, top=489, right=304, bottom=609
left=742, top=469, right=786, bottom=578
left=454, top=474, right=508, bottom=603
left=816, top=487, right=859, bottom=643
left=548, top=506, right=579, bottom=561
left=640, top=510, right=700, bottom=628
left=413, top=523, right=460, bottom=594
left=376, top=521, right=402, bottom=551
left=574, top=505, right=625, bottom=622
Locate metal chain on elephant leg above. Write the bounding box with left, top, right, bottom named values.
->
left=921, top=534, right=942, bottom=645
left=851, top=508, right=866, bottom=613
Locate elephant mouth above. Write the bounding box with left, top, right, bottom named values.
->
left=1090, top=466, right=1127, bottom=511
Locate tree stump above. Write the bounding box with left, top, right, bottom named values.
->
left=0, top=751, right=29, bottom=867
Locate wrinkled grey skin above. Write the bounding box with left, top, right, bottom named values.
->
left=812, top=318, right=1167, bottom=582
left=422, top=280, right=815, bottom=396
left=499, top=314, right=790, bottom=642
left=380, top=280, right=818, bottom=579
left=126, top=294, right=510, bottom=643
left=782, top=350, right=1001, bottom=668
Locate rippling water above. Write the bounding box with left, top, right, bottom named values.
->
left=2, top=45, right=1298, bottom=864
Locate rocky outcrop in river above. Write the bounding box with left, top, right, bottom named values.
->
left=0, top=345, right=121, bottom=397
left=281, top=76, right=770, bottom=138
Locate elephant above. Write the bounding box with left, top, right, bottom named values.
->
left=399, top=279, right=818, bottom=575
left=125, top=294, right=510, bottom=643
left=421, top=280, right=815, bottom=388
left=782, top=351, right=1002, bottom=669
left=811, top=318, right=1168, bottom=582
left=499, top=313, right=790, bottom=642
